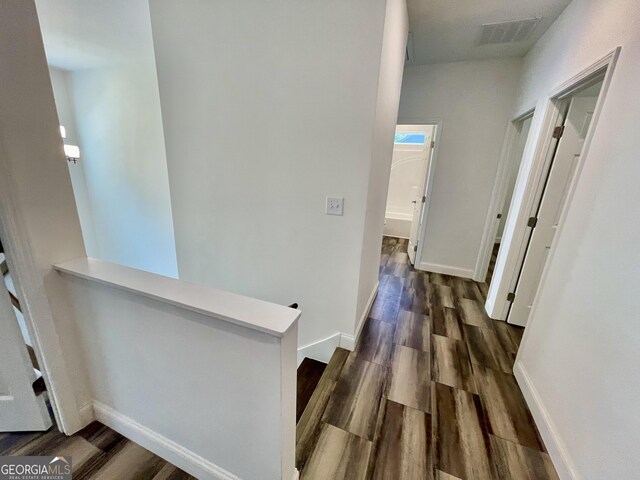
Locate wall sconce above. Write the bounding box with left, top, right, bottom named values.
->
left=64, top=144, right=80, bottom=164
left=60, top=125, right=80, bottom=163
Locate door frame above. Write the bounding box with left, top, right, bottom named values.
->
left=485, top=47, right=621, bottom=321
left=395, top=118, right=443, bottom=268
left=474, top=109, right=535, bottom=282
left=0, top=172, right=83, bottom=434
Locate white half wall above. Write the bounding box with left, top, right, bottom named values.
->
left=150, top=0, right=404, bottom=349
left=398, top=59, right=522, bottom=274
left=503, top=1, right=640, bottom=478
left=55, top=258, right=299, bottom=480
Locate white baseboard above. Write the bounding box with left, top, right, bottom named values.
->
left=297, top=333, right=341, bottom=365
left=354, top=282, right=379, bottom=343
left=514, top=362, right=578, bottom=480
left=418, top=261, right=474, bottom=279
left=292, top=468, right=300, bottom=480
left=78, top=402, right=95, bottom=427
left=297, top=284, right=377, bottom=365
left=92, top=400, right=240, bottom=480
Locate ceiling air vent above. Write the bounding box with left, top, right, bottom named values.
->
left=478, top=18, right=541, bottom=45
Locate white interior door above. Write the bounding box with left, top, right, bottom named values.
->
left=0, top=272, right=51, bottom=432
left=509, top=95, right=599, bottom=326
left=407, top=129, right=434, bottom=265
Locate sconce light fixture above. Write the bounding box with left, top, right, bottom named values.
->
left=64, top=144, right=80, bottom=164
left=60, top=125, right=80, bottom=163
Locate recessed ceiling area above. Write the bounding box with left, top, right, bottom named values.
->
left=406, top=0, right=572, bottom=65
left=35, top=0, right=154, bottom=70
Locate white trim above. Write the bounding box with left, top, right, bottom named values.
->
left=92, top=400, right=241, bottom=480
left=354, top=282, right=378, bottom=345
left=291, top=469, right=300, bottom=480
left=485, top=48, right=620, bottom=321
left=384, top=211, right=413, bottom=221
left=514, top=362, right=579, bottom=480
left=78, top=402, right=95, bottom=427
left=418, top=262, right=474, bottom=279
left=297, top=283, right=376, bottom=365
left=474, top=110, right=535, bottom=282
left=0, top=166, right=83, bottom=434
left=339, top=333, right=356, bottom=351
left=395, top=118, right=443, bottom=267
left=297, top=333, right=341, bottom=365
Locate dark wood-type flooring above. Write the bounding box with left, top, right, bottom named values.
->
left=0, top=421, right=195, bottom=479
left=296, top=236, right=557, bottom=480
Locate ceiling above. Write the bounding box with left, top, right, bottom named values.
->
left=35, top=0, right=154, bottom=70
left=36, top=0, right=572, bottom=71
left=406, top=0, right=572, bottom=65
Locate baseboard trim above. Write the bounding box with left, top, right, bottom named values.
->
left=354, top=282, right=379, bottom=344
left=418, top=262, right=474, bottom=279
left=514, top=362, right=578, bottom=480
left=78, top=402, right=95, bottom=428
left=297, top=333, right=341, bottom=365
left=92, top=400, right=240, bottom=480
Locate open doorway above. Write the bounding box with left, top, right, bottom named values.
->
left=383, top=124, right=438, bottom=265
left=484, top=113, right=534, bottom=288
left=506, top=76, right=605, bottom=326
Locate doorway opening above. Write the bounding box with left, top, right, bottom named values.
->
left=484, top=113, right=534, bottom=289
left=506, top=75, right=605, bottom=326
left=383, top=124, right=438, bottom=266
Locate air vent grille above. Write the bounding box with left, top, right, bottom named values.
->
left=478, top=18, right=541, bottom=45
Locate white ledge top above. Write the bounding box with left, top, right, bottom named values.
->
left=54, top=257, right=300, bottom=337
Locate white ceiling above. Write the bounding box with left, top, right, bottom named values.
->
left=35, top=0, right=154, bottom=70
left=36, top=0, right=571, bottom=71
left=407, top=0, right=572, bottom=65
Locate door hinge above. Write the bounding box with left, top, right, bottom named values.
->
left=552, top=125, right=565, bottom=139
left=413, top=245, right=418, bottom=252
left=431, top=140, right=435, bottom=149
left=527, top=216, right=538, bottom=228
left=507, top=292, right=516, bottom=302
left=497, top=213, right=502, bottom=219
left=421, top=195, right=426, bottom=203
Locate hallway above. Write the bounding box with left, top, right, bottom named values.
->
left=297, top=237, right=558, bottom=479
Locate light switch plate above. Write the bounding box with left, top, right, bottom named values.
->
left=326, top=196, right=344, bottom=216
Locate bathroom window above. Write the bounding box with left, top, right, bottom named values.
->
left=394, top=132, right=426, bottom=145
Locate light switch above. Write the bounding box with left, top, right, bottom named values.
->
left=326, top=197, right=344, bottom=216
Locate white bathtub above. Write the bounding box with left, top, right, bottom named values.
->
left=384, top=212, right=411, bottom=239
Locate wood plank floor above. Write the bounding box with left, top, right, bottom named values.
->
left=297, top=236, right=558, bottom=480
left=0, top=421, right=195, bottom=479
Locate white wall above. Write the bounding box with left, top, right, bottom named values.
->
left=0, top=0, right=89, bottom=433
left=503, top=1, right=640, bottom=478
left=398, top=59, right=522, bottom=276
left=355, top=0, right=409, bottom=325
left=68, top=61, right=178, bottom=278
left=150, top=0, right=404, bottom=349
left=48, top=67, right=98, bottom=255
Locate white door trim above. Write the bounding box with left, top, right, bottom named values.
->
left=474, top=109, right=535, bottom=282
left=0, top=171, right=83, bottom=434
left=396, top=118, right=443, bottom=268
left=485, top=47, right=621, bottom=321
